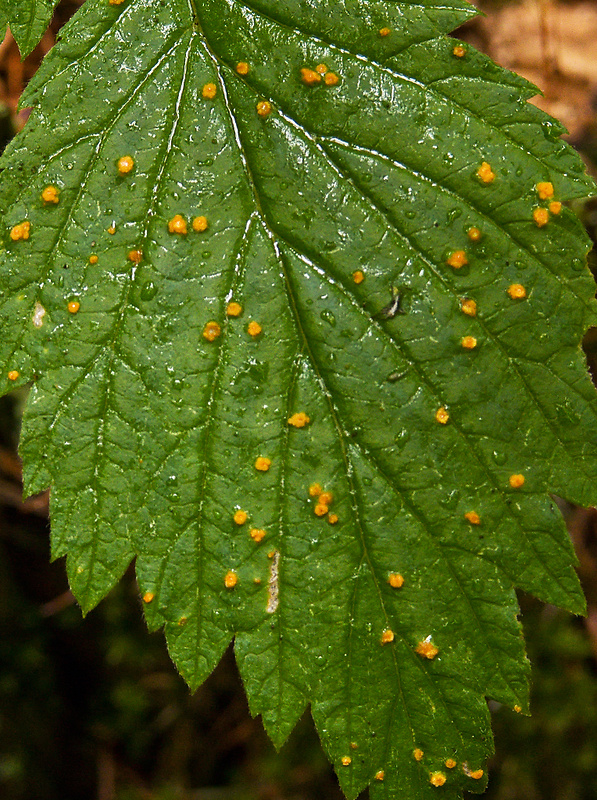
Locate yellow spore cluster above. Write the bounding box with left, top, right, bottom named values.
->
left=416, top=640, right=439, bottom=659
left=224, top=570, right=238, bottom=588
left=193, top=215, right=208, bottom=232
left=388, top=573, right=404, bottom=588
left=203, top=321, right=221, bottom=342
left=10, top=221, right=30, bottom=241
left=168, top=215, right=187, bottom=235
left=247, top=321, right=262, bottom=337
left=42, top=185, right=60, bottom=204
left=460, top=298, right=477, bottom=317
left=309, top=484, right=338, bottom=524
left=435, top=407, right=449, bottom=425
left=117, top=155, right=134, bottom=174
left=446, top=250, right=467, bottom=269
left=227, top=302, right=243, bottom=317
left=288, top=412, right=310, bottom=428
left=508, top=284, right=527, bottom=300
left=476, top=162, right=495, bottom=183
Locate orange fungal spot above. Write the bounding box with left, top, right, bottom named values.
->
left=202, top=83, right=217, bottom=99
left=413, top=749, right=424, bottom=762
left=416, top=639, right=439, bottom=659
left=117, top=155, right=134, bottom=174
left=109, top=0, right=124, bottom=5
left=257, top=101, right=272, bottom=116
left=375, top=770, right=385, bottom=781
left=464, top=511, right=481, bottom=525
left=226, top=302, right=242, bottom=317
left=301, top=68, right=322, bottom=85
left=128, top=249, right=142, bottom=264
left=288, top=412, right=310, bottom=427
left=327, top=513, right=339, bottom=524
left=315, top=63, right=328, bottom=74
left=224, top=570, right=238, bottom=588
left=178, top=616, right=188, bottom=626
left=445, top=759, right=457, bottom=769
left=549, top=201, right=562, bottom=215
left=447, top=250, right=468, bottom=269
left=388, top=573, right=404, bottom=588
left=255, top=457, right=271, bottom=472
left=324, top=72, right=339, bottom=85
left=10, top=221, right=30, bottom=241
left=536, top=181, right=554, bottom=199
left=477, top=161, right=495, bottom=183
left=107, top=226, right=116, bottom=235
left=236, top=62, right=249, bottom=75
left=68, top=301, right=81, bottom=314
left=89, top=255, right=99, bottom=264
left=379, top=27, right=391, bottom=36
left=509, top=474, right=525, bottom=489
left=250, top=528, right=266, bottom=542
left=508, top=283, right=527, bottom=299
left=143, top=591, right=154, bottom=604
left=168, top=215, right=187, bottom=235
left=533, top=207, right=549, bottom=227
left=461, top=336, right=477, bottom=350
left=452, top=44, right=466, bottom=57
left=380, top=629, right=395, bottom=645
left=247, top=321, right=262, bottom=337
left=192, top=215, right=208, bottom=232
left=514, top=705, right=522, bottom=713
left=467, top=226, right=481, bottom=241
left=435, top=407, right=449, bottom=425
left=7, top=370, right=19, bottom=381
left=430, top=772, right=447, bottom=787
left=234, top=510, right=248, bottom=525
left=463, top=764, right=484, bottom=780
left=341, top=757, right=352, bottom=766
left=309, top=483, right=322, bottom=497
left=203, top=321, right=221, bottom=342
left=314, top=503, right=329, bottom=517
left=460, top=298, right=477, bottom=317
left=318, top=491, right=333, bottom=505
left=353, top=270, right=365, bottom=284
left=42, top=185, right=59, bottom=204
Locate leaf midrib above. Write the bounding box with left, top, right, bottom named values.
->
left=187, top=4, right=471, bottom=769
left=186, top=0, right=597, bottom=512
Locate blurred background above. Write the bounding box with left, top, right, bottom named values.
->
left=1, top=1, right=597, bottom=798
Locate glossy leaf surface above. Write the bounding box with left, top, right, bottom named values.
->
left=1, top=0, right=596, bottom=797
left=1, top=0, right=60, bottom=56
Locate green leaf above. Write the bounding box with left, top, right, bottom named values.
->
left=1, top=0, right=596, bottom=797
left=1, top=0, right=60, bottom=56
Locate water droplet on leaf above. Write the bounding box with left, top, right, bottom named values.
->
left=140, top=281, right=158, bottom=300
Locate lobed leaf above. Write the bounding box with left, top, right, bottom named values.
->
left=1, top=0, right=596, bottom=797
